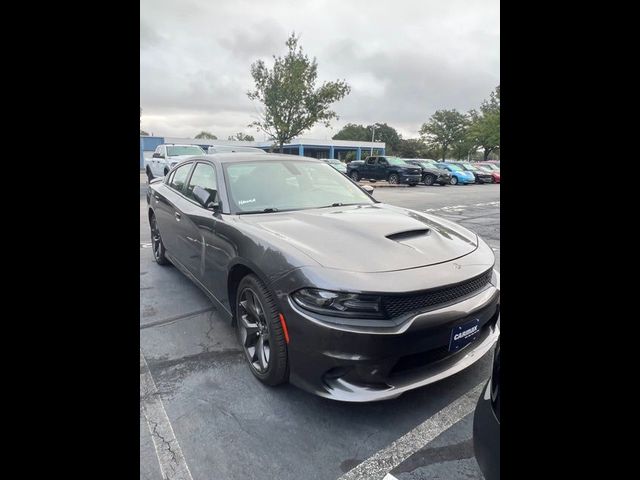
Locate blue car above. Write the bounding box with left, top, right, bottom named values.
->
left=436, top=162, right=476, bottom=185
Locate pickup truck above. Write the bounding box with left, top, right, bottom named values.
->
left=145, top=144, right=206, bottom=179
left=347, top=156, right=422, bottom=185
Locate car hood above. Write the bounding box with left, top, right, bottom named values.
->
left=238, top=204, right=478, bottom=273
left=168, top=155, right=199, bottom=163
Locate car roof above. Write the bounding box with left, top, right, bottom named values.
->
left=184, top=153, right=326, bottom=165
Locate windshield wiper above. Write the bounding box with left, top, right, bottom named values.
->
left=318, top=202, right=366, bottom=208
left=237, top=208, right=280, bottom=215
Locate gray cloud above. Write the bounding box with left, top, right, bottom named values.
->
left=140, top=0, right=499, bottom=140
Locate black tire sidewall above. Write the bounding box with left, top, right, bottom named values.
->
left=424, top=174, right=435, bottom=185
left=389, top=174, right=399, bottom=184
left=235, top=274, right=288, bottom=386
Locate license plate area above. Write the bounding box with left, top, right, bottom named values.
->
left=448, top=318, right=481, bottom=352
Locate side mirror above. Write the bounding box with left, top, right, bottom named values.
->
left=193, top=185, right=220, bottom=211
left=152, top=153, right=160, bottom=158
left=362, top=185, right=374, bottom=195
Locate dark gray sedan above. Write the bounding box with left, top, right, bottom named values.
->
left=146, top=153, right=500, bottom=402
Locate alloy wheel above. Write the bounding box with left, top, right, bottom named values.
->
left=238, top=288, right=271, bottom=373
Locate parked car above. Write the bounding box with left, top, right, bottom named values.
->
left=404, top=159, right=452, bottom=186
left=146, top=144, right=206, bottom=179
left=435, top=162, right=476, bottom=185
left=347, top=155, right=422, bottom=185
left=450, top=162, right=494, bottom=184
left=484, top=160, right=500, bottom=168
left=147, top=153, right=500, bottom=401
left=324, top=158, right=347, bottom=174
left=476, top=164, right=500, bottom=184
left=473, top=337, right=500, bottom=480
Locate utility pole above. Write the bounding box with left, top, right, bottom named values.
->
left=370, top=125, right=377, bottom=155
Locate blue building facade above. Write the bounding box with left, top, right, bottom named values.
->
left=140, top=136, right=385, bottom=168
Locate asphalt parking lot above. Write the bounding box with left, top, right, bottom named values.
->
left=140, top=173, right=500, bottom=480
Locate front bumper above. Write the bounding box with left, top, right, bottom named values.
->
left=277, top=283, right=500, bottom=402
left=399, top=173, right=422, bottom=184
left=437, top=174, right=452, bottom=183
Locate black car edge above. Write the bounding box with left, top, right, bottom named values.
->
left=147, top=153, right=500, bottom=402
left=404, top=159, right=452, bottom=186
left=473, top=337, right=500, bottom=480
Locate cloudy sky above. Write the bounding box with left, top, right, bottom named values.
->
left=140, top=0, right=499, bottom=141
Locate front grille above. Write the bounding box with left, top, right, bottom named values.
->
left=381, top=269, right=493, bottom=318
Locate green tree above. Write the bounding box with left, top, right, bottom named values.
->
left=332, top=123, right=369, bottom=141
left=367, top=123, right=401, bottom=154
left=195, top=131, right=218, bottom=139
left=468, top=86, right=500, bottom=161
left=419, top=109, right=469, bottom=161
left=395, top=138, right=431, bottom=158
left=227, top=132, right=255, bottom=141
left=247, top=33, right=351, bottom=152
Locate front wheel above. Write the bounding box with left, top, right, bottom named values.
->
left=388, top=173, right=400, bottom=184
left=146, top=167, right=154, bottom=183
left=423, top=174, right=436, bottom=186
left=450, top=176, right=459, bottom=185
left=235, top=275, right=289, bottom=386
left=350, top=171, right=360, bottom=181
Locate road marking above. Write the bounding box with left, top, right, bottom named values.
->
left=141, top=242, right=153, bottom=248
left=338, top=382, right=484, bottom=480
left=140, top=350, right=194, bottom=480
left=424, top=201, right=500, bottom=213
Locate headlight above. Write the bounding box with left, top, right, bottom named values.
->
left=292, top=288, right=385, bottom=319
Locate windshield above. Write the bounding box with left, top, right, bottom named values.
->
left=166, top=145, right=205, bottom=156
left=446, top=164, right=463, bottom=171
left=419, top=161, right=436, bottom=168
left=461, top=164, right=478, bottom=171
left=224, top=160, right=374, bottom=213
left=327, top=159, right=341, bottom=164
left=386, top=156, right=409, bottom=166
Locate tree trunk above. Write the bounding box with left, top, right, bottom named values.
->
left=483, top=147, right=491, bottom=161
left=279, top=143, right=284, bottom=153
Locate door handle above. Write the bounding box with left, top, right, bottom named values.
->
left=175, top=212, right=181, bottom=221
left=154, top=194, right=160, bottom=200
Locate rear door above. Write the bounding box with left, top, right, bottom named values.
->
left=364, top=157, right=376, bottom=178
left=375, top=157, right=389, bottom=179
left=154, top=162, right=195, bottom=264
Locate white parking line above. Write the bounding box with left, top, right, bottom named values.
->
left=140, top=350, right=194, bottom=480
left=338, top=382, right=484, bottom=480
left=424, top=201, right=500, bottom=213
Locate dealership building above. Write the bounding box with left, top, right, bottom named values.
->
left=140, top=136, right=386, bottom=168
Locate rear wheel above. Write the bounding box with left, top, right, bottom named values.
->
left=150, top=214, right=170, bottom=266
left=423, top=174, right=436, bottom=186
left=235, top=275, right=289, bottom=386
left=350, top=171, right=360, bottom=181
left=146, top=166, right=154, bottom=183
left=388, top=173, right=399, bottom=184
left=450, top=176, right=459, bottom=185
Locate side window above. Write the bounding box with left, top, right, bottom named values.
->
left=378, top=157, right=388, bottom=166
left=366, top=157, right=376, bottom=165
left=154, top=146, right=161, bottom=156
left=168, top=163, right=192, bottom=192
left=185, top=163, right=217, bottom=202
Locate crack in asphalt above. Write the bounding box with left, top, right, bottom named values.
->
left=392, top=438, right=475, bottom=474
left=140, top=307, right=215, bottom=330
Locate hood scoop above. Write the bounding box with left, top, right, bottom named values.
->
left=386, top=229, right=430, bottom=241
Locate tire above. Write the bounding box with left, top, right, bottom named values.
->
left=408, top=183, right=417, bottom=187
left=146, top=166, right=154, bottom=183
left=350, top=171, right=360, bottom=181
left=388, top=173, right=400, bottom=185
left=450, top=176, right=459, bottom=185
left=423, top=174, right=436, bottom=186
left=150, top=214, right=170, bottom=266
left=235, top=274, right=289, bottom=386
left=164, top=167, right=170, bottom=176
